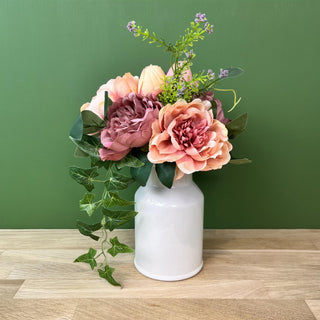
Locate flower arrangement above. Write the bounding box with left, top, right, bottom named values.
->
left=69, top=13, right=250, bottom=286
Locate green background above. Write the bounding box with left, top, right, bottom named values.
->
left=1, top=0, right=319, bottom=228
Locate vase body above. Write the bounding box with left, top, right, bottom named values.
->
left=134, top=167, right=204, bottom=281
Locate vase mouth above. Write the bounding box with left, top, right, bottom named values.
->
left=147, top=166, right=193, bottom=189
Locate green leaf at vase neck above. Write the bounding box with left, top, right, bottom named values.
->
left=130, top=149, right=153, bottom=186
left=155, top=162, right=176, bottom=189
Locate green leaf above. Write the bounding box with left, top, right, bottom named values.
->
left=74, top=248, right=97, bottom=270
left=104, top=91, right=109, bottom=120
left=76, top=220, right=101, bottom=241
left=103, top=192, right=135, bottom=208
left=104, top=172, right=134, bottom=191
left=79, top=193, right=97, bottom=216
left=81, top=110, right=105, bottom=135
left=102, top=208, right=138, bottom=231
left=226, top=67, right=244, bottom=78
left=230, top=158, right=252, bottom=165
left=69, top=114, right=83, bottom=141
left=107, top=236, right=134, bottom=257
left=74, top=147, right=89, bottom=158
left=98, top=265, right=121, bottom=287
left=69, top=166, right=99, bottom=192
left=116, top=155, right=145, bottom=170
left=155, top=162, right=176, bottom=189
left=130, top=150, right=153, bottom=186
left=69, top=135, right=101, bottom=158
left=226, top=113, right=248, bottom=139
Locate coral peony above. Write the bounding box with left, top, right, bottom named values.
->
left=99, top=93, right=163, bottom=161
left=138, top=65, right=165, bottom=96
left=105, top=72, right=139, bottom=102
left=148, top=99, right=232, bottom=175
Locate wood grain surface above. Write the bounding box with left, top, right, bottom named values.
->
left=0, top=229, right=319, bottom=319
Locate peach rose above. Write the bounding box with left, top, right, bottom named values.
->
left=138, top=65, right=165, bottom=96
left=105, top=72, right=139, bottom=102
left=148, top=99, right=232, bottom=175
left=167, top=61, right=192, bottom=81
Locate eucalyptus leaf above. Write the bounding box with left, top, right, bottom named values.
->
left=98, top=265, right=121, bottom=287
left=116, top=155, right=145, bottom=170
left=74, top=248, right=97, bottom=270
left=104, top=172, right=134, bottom=191
left=107, top=236, right=134, bottom=257
left=81, top=110, right=105, bottom=135
left=69, top=114, right=83, bottom=141
left=155, top=162, right=176, bottom=189
left=69, top=166, right=99, bottom=192
left=102, top=208, right=138, bottom=231
left=79, top=193, right=96, bottom=216
left=226, top=113, right=248, bottom=139
left=130, top=150, right=153, bottom=186
left=76, top=220, right=101, bottom=241
left=229, top=158, right=252, bottom=165
left=74, top=147, right=89, bottom=158
left=103, top=192, right=135, bottom=208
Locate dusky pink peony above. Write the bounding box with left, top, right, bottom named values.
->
left=138, top=65, right=165, bottom=96
left=148, top=99, right=232, bottom=175
left=105, top=72, right=139, bottom=102
left=167, top=61, right=192, bottom=81
left=99, top=93, right=163, bottom=161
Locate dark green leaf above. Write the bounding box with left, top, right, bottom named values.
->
left=226, top=113, right=248, bottom=139
left=98, top=265, right=121, bottom=287
left=104, top=91, right=109, bottom=120
left=107, top=236, right=134, bottom=257
left=74, top=248, right=97, bottom=270
left=230, top=158, right=252, bottom=165
left=79, top=193, right=97, bottom=216
left=130, top=150, right=153, bottom=186
left=104, top=172, right=134, bottom=191
left=156, top=162, right=176, bottom=189
left=102, top=208, right=138, bottom=231
left=116, top=155, right=145, bottom=170
left=69, top=166, right=99, bottom=192
left=69, top=114, right=83, bottom=141
left=74, top=147, right=89, bottom=158
left=69, top=135, right=100, bottom=158
left=81, top=110, right=105, bottom=135
left=76, top=220, right=101, bottom=241
left=103, top=192, right=135, bottom=208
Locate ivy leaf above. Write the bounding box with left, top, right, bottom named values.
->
left=69, top=114, right=83, bottom=141
left=69, top=135, right=100, bottom=158
left=104, top=172, right=134, bottom=191
left=156, top=162, right=176, bottom=189
left=81, top=110, right=105, bottom=135
left=102, top=208, right=138, bottom=231
left=98, top=265, right=121, bottom=287
left=74, top=248, right=97, bottom=270
left=103, top=192, right=135, bottom=208
left=226, top=113, right=248, bottom=139
left=116, top=155, right=145, bottom=170
left=76, top=220, right=101, bottom=241
left=69, top=166, right=99, bottom=192
left=107, top=236, right=134, bottom=257
left=74, top=147, right=89, bottom=158
left=230, top=158, right=252, bottom=165
left=79, top=193, right=97, bottom=216
left=130, top=150, right=153, bottom=186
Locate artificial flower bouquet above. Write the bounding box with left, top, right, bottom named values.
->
left=69, top=13, right=250, bottom=286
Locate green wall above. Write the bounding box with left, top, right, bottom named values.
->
left=1, top=0, right=319, bottom=228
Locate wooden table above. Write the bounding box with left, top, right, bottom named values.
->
left=0, top=229, right=320, bottom=319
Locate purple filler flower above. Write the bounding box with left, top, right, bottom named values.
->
left=219, top=68, right=229, bottom=79
left=127, top=21, right=136, bottom=32
left=207, top=69, right=215, bottom=80
left=185, top=50, right=194, bottom=59
left=195, top=12, right=207, bottom=23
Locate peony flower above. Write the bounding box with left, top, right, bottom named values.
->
left=138, top=65, right=165, bottom=96
left=105, top=72, right=139, bottom=102
left=167, top=61, right=192, bottom=82
left=148, top=99, right=232, bottom=175
left=99, top=93, right=163, bottom=161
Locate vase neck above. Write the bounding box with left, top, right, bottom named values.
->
left=147, top=166, right=192, bottom=189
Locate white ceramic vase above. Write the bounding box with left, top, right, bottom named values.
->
left=134, top=167, right=204, bottom=281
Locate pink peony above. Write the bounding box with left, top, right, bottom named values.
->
left=138, top=65, right=165, bottom=96
left=105, top=72, right=139, bottom=102
left=148, top=99, right=232, bottom=175
left=167, top=61, right=192, bottom=82
left=99, top=93, right=163, bottom=161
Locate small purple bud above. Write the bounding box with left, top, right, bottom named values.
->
left=219, top=68, right=229, bottom=79
left=126, top=21, right=136, bottom=32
